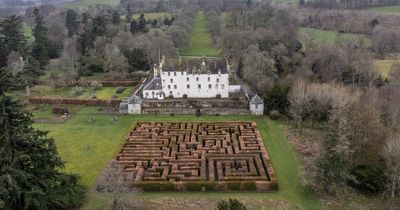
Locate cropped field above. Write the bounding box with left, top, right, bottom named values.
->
left=181, top=11, right=220, bottom=57
left=60, top=0, right=120, bottom=9
left=367, top=5, right=400, bottom=14
left=299, top=27, right=371, bottom=47
left=33, top=114, right=321, bottom=209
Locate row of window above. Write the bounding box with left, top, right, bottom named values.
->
left=166, top=84, right=225, bottom=89
left=165, top=77, right=220, bottom=83
left=166, top=72, right=220, bottom=76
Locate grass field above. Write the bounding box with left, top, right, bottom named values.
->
left=33, top=113, right=321, bottom=209
left=367, top=5, right=400, bottom=13
left=131, top=12, right=174, bottom=20
left=374, top=55, right=400, bottom=79
left=32, top=85, right=134, bottom=100
left=181, top=11, right=220, bottom=57
left=299, top=27, right=371, bottom=47
left=60, top=0, right=120, bottom=9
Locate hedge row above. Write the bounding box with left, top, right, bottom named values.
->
left=28, top=97, right=122, bottom=106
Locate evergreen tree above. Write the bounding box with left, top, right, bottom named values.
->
left=31, top=8, right=49, bottom=68
left=111, top=10, right=120, bottom=25
left=78, top=26, right=95, bottom=55
left=0, top=15, right=26, bottom=55
left=17, top=57, right=40, bottom=95
left=151, top=19, right=158, bottom=27
left=66, top=9, right=79, bottom=37
left=123, top=48, right=149, bottom=72
left=92, top=15, right=107, bottom=36
left=0, top=69, right=86, bottom=209
left=130, top=19, right=139, bottom=33
left=0, top=38, right=7, bottom=68
left=138, top=14, right=147, bottom=32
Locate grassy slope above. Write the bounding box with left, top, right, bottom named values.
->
left=299, top=27, right=371, bottom=47
left=181, top=11, right=220, bottom=56
left=34, top=113, right=321, bottom=209
left=367, top=5, right=400, bottom=13
left=374, top=55, right=400, bottom=79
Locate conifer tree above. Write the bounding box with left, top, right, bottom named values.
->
left=31, top=7, right=49, bottom=68
left=0, top=68, right=86, bottom=209
left=66, top=9, right=79, bottom=37
left=0, top=15, right=26, bottom=55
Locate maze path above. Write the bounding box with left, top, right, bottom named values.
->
left=115, top=122, right=277, bottom=191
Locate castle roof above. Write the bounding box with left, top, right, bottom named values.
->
left=250, top=94, right=264, bottom=105
left=143, top=77, right=162, bottom=91
left=162, top=57, right=228, bottom=74
left=128, top=95, right=142, bottom=104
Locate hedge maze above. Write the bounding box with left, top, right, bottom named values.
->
left=115, top=122, right=277, bottom=191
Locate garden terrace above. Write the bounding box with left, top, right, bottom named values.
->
left=115, top=122, right=277, bottom=191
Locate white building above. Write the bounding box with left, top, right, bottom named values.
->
left=143, top=56, right=230, bottom=99
left=249, top=94, right=264, bottom=115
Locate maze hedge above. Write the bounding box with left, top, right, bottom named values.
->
left=115, top=122, right=277, bottom=191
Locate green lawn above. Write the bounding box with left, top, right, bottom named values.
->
left=34, top=113, right=321, bottom=209
left=367, top=5, right=400, bottom=13
left=32, top=86, right=134, bottom=100
left=181, top=11, right=220, bottom=56
left=299, top=27, right=371, bottom=47
left=60, top=0, right=120, bottom=9
left=131, top=12, right=174, bottom=20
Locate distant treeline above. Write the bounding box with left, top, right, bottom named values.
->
left=301, top=0, right=400, bottom=9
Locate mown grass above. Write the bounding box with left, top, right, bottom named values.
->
left=299, top=27, right=371, bottom=47
left=32, top=86, right=134, bottom=100
left=181, top=11, right=220, bottom=56
left=34, top=113, right=321, bottom=209
left=367, top=5, right=400, bottom=14
left=60, top=0, right=120, bottom=9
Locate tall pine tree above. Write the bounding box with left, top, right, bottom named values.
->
left=0, top=15, right=26, bottom=55
left=66, top=9, right=79, bottom=37
left=31, top=7, right=49, bottom=68
left=0, top=68, right=86, bottom=209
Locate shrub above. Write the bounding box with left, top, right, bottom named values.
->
left=216, top=94, right=222, bottom=99
left=70, top=86, right=85, bottom=97
left=112, top=94, right=117, bottom=99
left=185, top=182, right=216, bottom=191
left=349, top=165, right=386, bottom=194
left=91, top=95, right=97, bottom=99
left=269, top=110, right=280, bottom=120
left=227, top=182, right=241, bottom=191
left=137, top=183, right=175, bottom=191
left=196, top=109, right=201, bottom=117
left=242, top=182, right=256, bottom=191
left=217, top=198, right=247, bottom=210
left=183, top=94, right=188, bottom=99
left=115, top=87, right=126, bottom=94
left=90, top=81, right=103, bottom=90
left=52, top=107, right=69, bottom=115
left=262, top=84, right=289, bottom=115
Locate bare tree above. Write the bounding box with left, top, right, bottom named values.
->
left=384, top=132, right=400, bottom=200
left=288, top=77, right=308, bottom=133
left=96, top=161, right=141, bottom=210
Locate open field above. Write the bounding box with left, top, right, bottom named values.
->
left=367, top=5, right=400, bottom=14
left=299, top=27, right=371, bottom=47
left=133, top=12, right=174, bottom=20
left=181, top=11, right=220, bottom=57
left=33, top=114, right=321, bottom=209
left=31, top=85, right=134, bottom=99
left=374, top=54, right=400, bottom=79
left=60, top=0, right=120, bottom=9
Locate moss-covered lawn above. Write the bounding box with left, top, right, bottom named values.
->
left=367, top=5, right=400, bottom=14
left=34, top=113, right=321, bottom=209
left=181, top=11, right=220, bottom=56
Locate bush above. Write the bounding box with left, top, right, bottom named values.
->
left=196, top=109, right=201, bottom=117
left=269, top=110, right=280, bottom=120
left=112, top=94, right=117, bottom=99
left=137, top=182, right=175, bottom=191
left=91, top=81, right=103, bottom=90
left=227, top=182, right=241, bottom=191
left=115, top=87, right=126, bottom=94
left=241, top=182, right=256, bottom=191
left=217, top=198, right=247, bottom=210
left=183, top=94, right=188, bottom=99
left=216, top=94, right=221, bottom=99
left=185, top=182, right=216, bottom=191
left=52, top=107, right=69, bottom=115
left=70, top=86, right=85, bottom=97
left=349, top=165, right=387, bottom=194
left=262, top=84, right=289, bottom=115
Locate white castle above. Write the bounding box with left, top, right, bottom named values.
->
left=143, top=56, right=232, bottom=99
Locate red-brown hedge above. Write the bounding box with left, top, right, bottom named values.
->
left=64, top=80, right=140, bottom=87
left=28, top=97, right=122, bottom=106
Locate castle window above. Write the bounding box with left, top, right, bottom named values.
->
left=181, top=72, right=183, bottom=75
left=208, top=84, right=211, bottom=89
left=168, top=72, right=170, bottom=76
left=187, top=77, right=189, bottom=81
left=215, top=84, right=218, bottom=88
left=208, top=77, right=210, bottom=81
left=174, top=85, right=177, bottom=89
left=145, top=92, right=149, bottom=97
left=216, top=78, right=219, bottom=82
left=152, top=91, right=154, bottom=96
left=196, top=77, right=199, bottom=81
left=170, top=79, right=173, bottom=83
left=187, top=84, right=190, bottom=89
left=174, top=72, right=176, bottom=76
left=221, top=84, right=225, bottom=89
left=198, top=84, right=201, bottom=89
left=255, top=105, right=259, bottom=109
left=168, top=85, right=171, bottom=89
left=169, top=91, right=172, bottom=95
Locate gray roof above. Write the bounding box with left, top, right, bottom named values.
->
left=162, top=57, right=228, bottom=74
left=143, top=77, right=162, bottom=91
left=128, top=95, right=142, bottom=104
left=250, top=94, right=264, bottom=105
